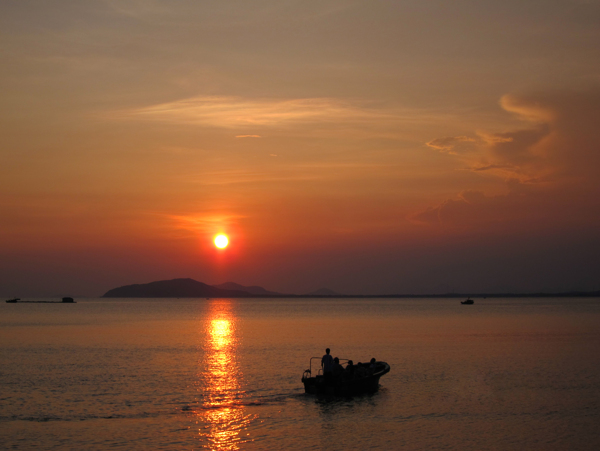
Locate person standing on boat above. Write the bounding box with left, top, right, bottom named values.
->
left=321, top=348, right=334, bottom=384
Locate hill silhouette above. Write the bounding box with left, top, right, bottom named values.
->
left=212, top=282, right=284, bottom=296
left=102, top=278, right=255, bottom=298
left=102, top=278, right=600, bottom=298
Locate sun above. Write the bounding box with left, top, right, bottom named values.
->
left=214, top=234, right=229, bottom=249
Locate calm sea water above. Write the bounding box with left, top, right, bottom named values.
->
left=1, top=297, right=600, bottom=450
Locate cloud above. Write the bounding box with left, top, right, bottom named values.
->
left=470, top=163, right=515, bottom=172
left=482, top=126, right=551, bottom=167
left=428, top=87, right=600, bottom=182
left=499, top=94, right=557, bottom=123
left=426, top=135, right=476, bottom=154
left=410, top=182, right=578, bottom=232
left=180, top=162, right=384, bottom=186
left=412, top=189, right=524, bottom=226
left=167, top=212, right=248, bottom=235
left=416, top=87, right=600, bottom=229
left=495, top=89, right=600, bottom=175
left=125, top=96, right=394, bottom=128
left=427, top=128, right=552, bottom=182
left=116, top=95, right=459, bottom=141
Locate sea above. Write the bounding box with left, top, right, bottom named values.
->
left=1, top=297, right=599, bottom=450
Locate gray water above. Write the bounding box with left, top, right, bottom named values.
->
left=1, top=297, right=599, bottom=450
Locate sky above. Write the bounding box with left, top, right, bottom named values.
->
left=1, top=0, right=600, bottom=296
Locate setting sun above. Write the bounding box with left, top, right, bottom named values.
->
left=214, top=234, right=229, bottom=249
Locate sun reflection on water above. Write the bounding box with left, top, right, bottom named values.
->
left=197, top=300, right=253, bottom=450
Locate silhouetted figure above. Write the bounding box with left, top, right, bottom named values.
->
left=345, top=360, right=355, bottom=379
left=332, top=357, right=344, bottom=379
left=355, top=362, right=369, bottom=378
left=322, top=348, right=334, bottom=384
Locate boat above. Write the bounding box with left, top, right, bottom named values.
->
left=302, top=357, right=390, bottom=396
left=461, top=298, right=474, bottom=305
left=5, top=298, right=76, bottom=304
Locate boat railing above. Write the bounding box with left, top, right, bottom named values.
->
left=303, top=356, right=350, bottom=380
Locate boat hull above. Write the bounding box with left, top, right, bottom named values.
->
left=302, top=362, right=390, bottom=396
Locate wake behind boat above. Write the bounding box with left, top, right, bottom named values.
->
left=302, top=357, right=390, bottom=396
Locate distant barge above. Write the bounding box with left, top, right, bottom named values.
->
left=5, top=297, right=76, bottom=303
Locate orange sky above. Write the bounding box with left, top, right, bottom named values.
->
left=1, top=1, right=599, bottom=296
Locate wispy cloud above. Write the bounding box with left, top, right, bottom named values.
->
left=416, top=88, right=600, bottom=229
left=167, top=212, right=248, bottom=234
left=426, top=135, right=476, bottom=154
left=182, top=169, right=323, bottom=187
left=176, top=162, right=389, bottom=187
left=411, top=188, right=533, bottom=228
left=426, top=99, right=553, bottom=182
left=125, top=96, right=392, bottom=128
left=469, top=163, right=515, bottom=172
left=116, top=96, right=454, bottom=140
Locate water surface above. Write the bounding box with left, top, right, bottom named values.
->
left=1, top=297, right=599, bottom=450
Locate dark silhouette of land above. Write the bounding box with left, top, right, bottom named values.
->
left=101, top=278, right=600, bottom=298
left=102, top=278, right=256, bottom=298
left=212, top=282, right=283, bottom=296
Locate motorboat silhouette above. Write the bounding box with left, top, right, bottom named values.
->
left=302, top=357, right=390, bottom=396
left=5, top=298, right=76, bottom=304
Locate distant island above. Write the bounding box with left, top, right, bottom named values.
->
left=212, top=282, right=283, bottom=296
left=101, top=278, right=600, bottom=298
left=103, top=279, right=264, bottom=298
left=102, top=278, right=347, bottom=298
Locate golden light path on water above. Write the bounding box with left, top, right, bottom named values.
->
left=197, top=300, right=253, bottom=450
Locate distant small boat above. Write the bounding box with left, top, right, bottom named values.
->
left=6, top=298, right=76, bottom=304
left=302, top=357, right=390, bottom=396
left=461, top=298, right=474, bottom=305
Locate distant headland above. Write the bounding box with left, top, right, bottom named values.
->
left=101, top=278, right=599, bottom=298
left=103, top=279, right=260, bottom=298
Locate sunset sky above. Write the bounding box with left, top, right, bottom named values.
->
left=2, top=1, right=599, bottom=296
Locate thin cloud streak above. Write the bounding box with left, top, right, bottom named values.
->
left=120, top=96, right=454, bottom=133
left=167, top=212, right=248, bottom=235
left=181, top=162, right=390, bottom=186
left=426, top=135, right=477, bottom=154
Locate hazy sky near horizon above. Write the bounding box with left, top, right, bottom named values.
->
left=2, top=0, right=600, bottom=296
